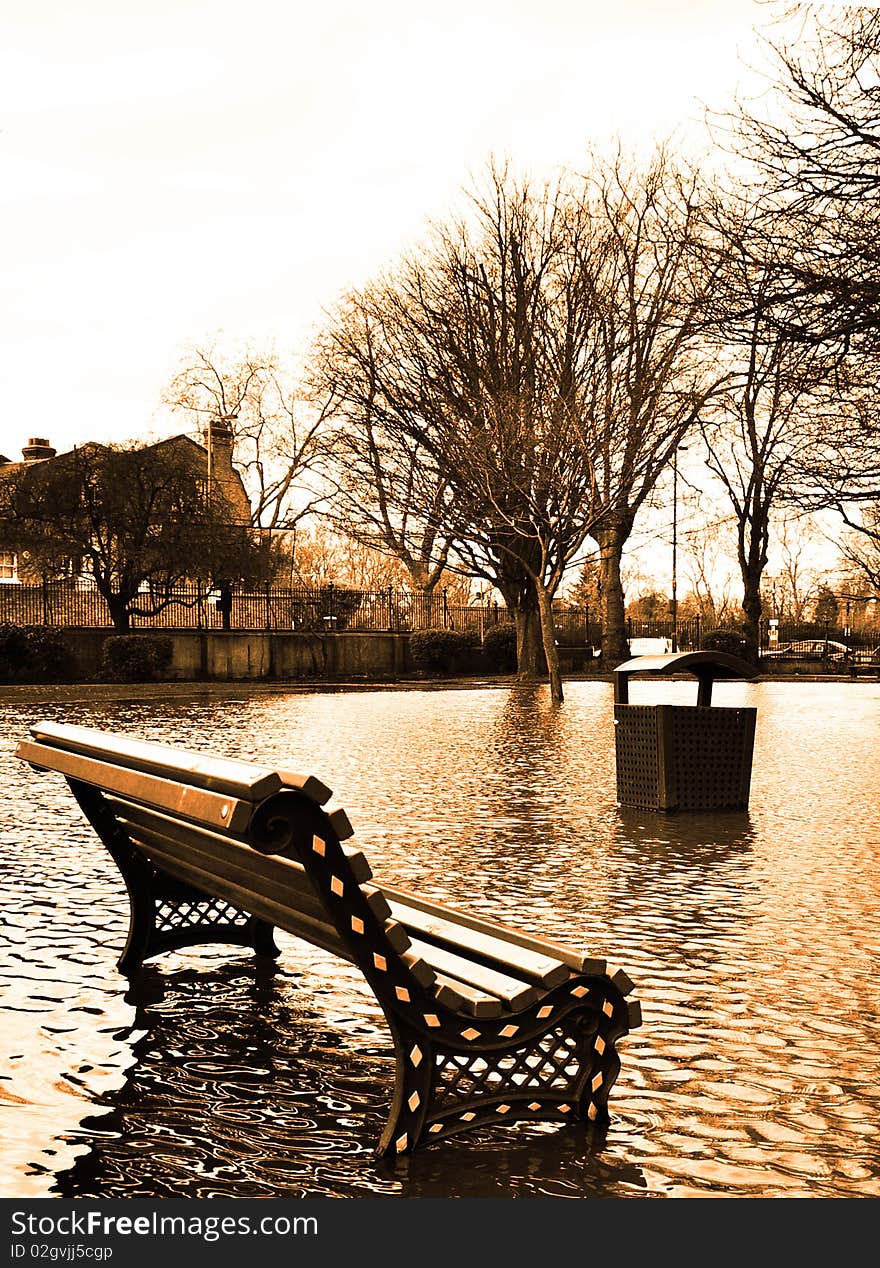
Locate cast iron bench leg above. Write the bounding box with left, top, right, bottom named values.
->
left=69, top=782, right=279, bottom=973
left=374, top=980, right=632, bottom=1157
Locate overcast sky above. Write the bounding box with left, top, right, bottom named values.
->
left=2, top=0, right=781, bottom=462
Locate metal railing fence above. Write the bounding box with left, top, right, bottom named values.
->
left=18, top=582, right=876, bottom=658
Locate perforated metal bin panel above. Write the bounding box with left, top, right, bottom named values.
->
left=614, top=704, right=757, bottom=811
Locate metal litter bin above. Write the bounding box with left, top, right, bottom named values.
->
left=613, top=651, right=758, bottom=812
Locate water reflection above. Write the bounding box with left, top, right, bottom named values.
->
left=1, top=679, right=879, bottom=1197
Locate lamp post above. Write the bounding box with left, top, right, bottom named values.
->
left=671, top=444, right=688, bottom=653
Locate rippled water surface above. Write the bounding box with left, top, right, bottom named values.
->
left=1, top=679, right=879, bottom=1198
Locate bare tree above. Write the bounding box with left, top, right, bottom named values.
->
left=678, top=514, right=740, bottom=628
left=835, top=502, right=880, bottom=593
left=730, top=3, right=880, bottom=349
left=164, top=342, right=331, bottom=535
left=309, top=304, right=457, bottom=594
left=571, top=147, right=730, bottom=663
left=313, top=163, right=616, bottom=701
left=700, top=218, right=843, bottom=659
left=767, top=518, right=826, bottom=621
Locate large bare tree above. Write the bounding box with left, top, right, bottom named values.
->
left=725, top=5, right=880, bottom=603
left=313, top=163, right=617, bottom=701
left=570, top=148, right=729, bottom=663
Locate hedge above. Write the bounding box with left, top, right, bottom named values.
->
left=409, top=628, right=482, bottom=675
left=0, top=622, right=74, bottom=683
left=701, top=626, right=749, bottom=657
left=481, top=620, right=518, bottom=673
left=100, top=634, right=174, bottom=682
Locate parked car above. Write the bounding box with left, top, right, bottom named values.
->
left=762, top=639, right=850, bottom=661
left=849, top=644, right=880, bottom=666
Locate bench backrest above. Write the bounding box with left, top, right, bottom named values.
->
left=16, top=722, right=438, bottom=996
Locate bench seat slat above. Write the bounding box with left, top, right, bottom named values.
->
left=133, top=837, right=354, bottom=962
left=17, top=740, right=253, bottom=833
left=430, top=973, right=503, bottom=1018
left=118, top=817, right=338, bottom=930
left=407, top=937, right=539, bottom=1011
left=106, top=797, right=373, bottom=890
left=109, top=802, right=414, bottom=958
left=381, top=884, right=606, bottom=977
left=387, top=898, right=569, bottom=989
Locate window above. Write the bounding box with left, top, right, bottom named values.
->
left=0, top=551, right=18, bottom=582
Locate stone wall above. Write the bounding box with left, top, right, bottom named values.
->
left=62, top=629, right=410, bottom=681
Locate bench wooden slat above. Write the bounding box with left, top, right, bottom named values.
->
left=18, top=740, right=253, bottom=833
left=381, top=883, right=606, bottom=977
left=430, top=973, right=503, bottom=1018
left=117, top=816, right=337, bottom=930
left=29, top=722, right=335, bottom=807
left=407, top=937, right=539, bottom=1011
left=133, top=837, right=354, bottom=963
left=388, top=897, right=569, bottom=989
left=108, top=801, right=416, bottom=963
left=29, top=723, right=283, bottom=801
left=106, top=796, right=373, bottom=891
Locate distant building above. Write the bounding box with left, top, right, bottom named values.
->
left=0, top=422, right=251, bottom=584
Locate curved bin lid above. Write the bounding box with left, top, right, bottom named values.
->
left=613, top=650, right=758, bottom=682
left=612, top=650, right=758, bottom=706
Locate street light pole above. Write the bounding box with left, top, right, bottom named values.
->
left=671, top=446, right=686, bottom=653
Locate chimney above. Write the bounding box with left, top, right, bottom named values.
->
left=209, top=415, right=235, bottom=455
left=207, top=415, right=250, bottom=522
left=22, top=438, right=56, bottom=463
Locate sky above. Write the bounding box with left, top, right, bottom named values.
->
left=0, top=0, right=784, bottom=464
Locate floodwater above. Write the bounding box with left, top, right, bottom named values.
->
left=1, top=678, right=878, bottom=1199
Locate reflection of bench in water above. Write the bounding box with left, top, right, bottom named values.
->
left=17, top=722, right=640, bottom=1158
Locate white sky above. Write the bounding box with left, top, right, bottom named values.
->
left=1, top=0, right=781, bottom=461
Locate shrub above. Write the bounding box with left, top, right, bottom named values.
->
left=409, top=628, right=481, bottom=675
left=20, top=626, right=74, bottom=681
left=481, top=620, right=517, bottom=673
left=701, top=626, right=748, bottom=658
left=0, top=622, right=27, bottom=682
left=100, top=634, right=174, bottom=682
left=0, top=622, right=74, bottom=683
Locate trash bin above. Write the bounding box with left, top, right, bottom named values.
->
left=613, top=650, right=758, bottom=812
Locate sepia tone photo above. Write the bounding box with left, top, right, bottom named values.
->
left=1, top=0, right=878, bottom=1221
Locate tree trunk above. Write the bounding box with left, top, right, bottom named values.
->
left=594, top=524, right=630, bottom=667
left=107, top=595, right=131, bottom=633
left=535, top=580, right=563, bottom=703
left=740, top=566, right=762, bottom=666
left=513, top=603, right=545, bottom=678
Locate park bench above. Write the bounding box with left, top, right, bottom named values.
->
left=16, top=721, right=641, bottom=1157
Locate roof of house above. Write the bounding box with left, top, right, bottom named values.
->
left=0, top=433, right=252, bottom=523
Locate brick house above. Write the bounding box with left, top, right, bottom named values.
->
left=0, top=420, right=251, bottom=585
